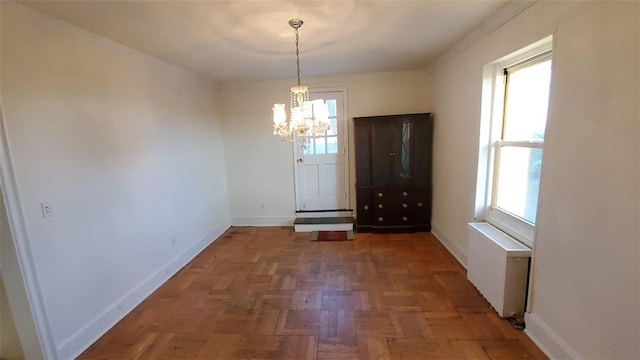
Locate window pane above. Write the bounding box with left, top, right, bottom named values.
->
left=327, top=136, right=338, bottom=154
left=495, top=146, right=543, bottom=223
left=315, top=137, right=326, bottom=154
left=503, top=59, right=551, bottom=141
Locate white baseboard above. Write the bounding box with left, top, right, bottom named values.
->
left=524, top=312, right=582, bottom=360
left=231, top=216, right=294, bottom=227
left=58, top=221, right=230, bottom=360
left=430, top=222, right=467, bottom=268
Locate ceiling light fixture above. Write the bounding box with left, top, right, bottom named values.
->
left=273, top=19, right=330, bottom=143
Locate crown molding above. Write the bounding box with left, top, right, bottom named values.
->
left=426, top=0, right=537, bottom=74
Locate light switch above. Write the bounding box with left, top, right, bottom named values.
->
left=41, top=202, right=53, bottom=218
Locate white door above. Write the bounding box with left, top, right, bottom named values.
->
left=294, top=90, right=348, bottom=211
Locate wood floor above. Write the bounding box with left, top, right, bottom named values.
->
left=79, top=227, right=547, bottom=360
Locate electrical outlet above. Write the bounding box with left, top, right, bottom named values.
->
left=41, top=202, right=53, bottom=218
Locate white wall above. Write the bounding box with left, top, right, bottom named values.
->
left=220, top=71, right=431, bottom=225
left=429, top=1, right=639, bottom=359
left=0, top=2, right=230, bottom=358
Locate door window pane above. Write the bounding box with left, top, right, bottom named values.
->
left=327, top=99, right=337, bottom=117
left=327, top=136, right=338, bottom=154
left=303, top=139, right=314, bottom=155
left=328, top=117, right=337, bottom=136
left=314, top=137, right=326, bottom=154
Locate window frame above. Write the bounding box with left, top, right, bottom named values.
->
left=475, top=37, right=553, bottom=247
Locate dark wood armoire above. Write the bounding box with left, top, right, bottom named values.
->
left=354, top=113, right=433, bottom=232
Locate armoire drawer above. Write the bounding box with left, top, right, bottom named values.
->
left=356, top=188, right=372, bottom=226
left=373, top=213, right=414, bottom=226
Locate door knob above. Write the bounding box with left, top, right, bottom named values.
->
left=297, top=158, right=304, bottom=163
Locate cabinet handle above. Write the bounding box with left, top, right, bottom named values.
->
left=389, top=152, right=396, bottom=156
left=402, top=203, right=408, bottom=208
left=378, top=217, right=384, bottom=222
left=378, top=192, right=384, bottom=197
left=402, top=191, right=408, bottom=196
left=402, top=216, right=408, bottom=222
left=417, top=202, right=423, bottom=207
left=378, top=204, right=383, bottom=209
left=364, top=205, right=369, bottom=210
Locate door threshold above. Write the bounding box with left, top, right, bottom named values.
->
left=294, top=216, right=354, bottom=232
left=295, top=209, right=353, bottom=218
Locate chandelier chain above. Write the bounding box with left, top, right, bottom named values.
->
left=295, top=26, right=301, bottom=87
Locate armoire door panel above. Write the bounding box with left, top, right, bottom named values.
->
left=354, top=122, right=372, bottom=186
left=371, top=122, right=395, bottom=185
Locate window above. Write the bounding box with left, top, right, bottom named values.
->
left=476, top=38, right=552, bottom=246
left=302, top=99, right=338, bottom=155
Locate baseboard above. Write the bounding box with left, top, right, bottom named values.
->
left=57, top=221, right=231, bottom=360
left=524, top=312, right=581, bottom=360
left=430, top=222, right=467, bottom=268
left=231, top=216, right=295, bottom=227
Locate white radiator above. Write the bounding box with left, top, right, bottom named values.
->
left=467, top=222, right=532, bottom=317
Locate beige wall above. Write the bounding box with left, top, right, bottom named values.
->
left=220, top=71, right=432, bottom=225
left=1, top=187, right=25, bottom=360
left=3, top=0, right=639, bottom=359
left=429, top=1, right=639, bottom=358
left=0, top=275, right=24, bottom=360
left=1, top=2, right=230, bottom=358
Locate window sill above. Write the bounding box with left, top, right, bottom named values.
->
left=486, top=207, right=534, bottom=247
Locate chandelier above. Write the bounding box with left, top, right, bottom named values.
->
left=273, top=19, right=330, bottom=143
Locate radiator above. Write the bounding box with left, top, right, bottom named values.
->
left=467, top=222, right=532, bottom=317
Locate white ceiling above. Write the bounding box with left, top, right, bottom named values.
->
left=20, top=0, right=511, bottom=84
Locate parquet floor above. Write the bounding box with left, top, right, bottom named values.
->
left=79, top=227, right=547, bottom=359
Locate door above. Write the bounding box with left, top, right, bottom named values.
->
left=294, top=90, right=348, bottom=211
